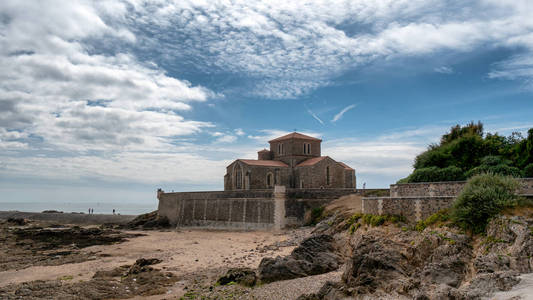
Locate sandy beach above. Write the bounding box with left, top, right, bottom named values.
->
left=0, top=213, right=340, bottom=299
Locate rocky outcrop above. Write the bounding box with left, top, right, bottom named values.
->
left=123, top=211, right=170, bottom=230
left=300, top=214, right=533, bottom=299
left=217, top=268, right=257, bottom=287
left=258, top=234, right=341, bottom=283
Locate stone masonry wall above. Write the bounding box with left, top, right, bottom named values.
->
left=362, top=196, right=455, bottom=221
left=390, top=178, right=533, bottom=198
left=158, top=187, right=360, bottom=229
left=364, top=178, right=533, bottom=222
left=158, top=190, right=276, bottom=229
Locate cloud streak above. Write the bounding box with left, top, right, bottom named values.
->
left=332, top=104, right=357, bottom=123
left=306, top=108, right=325, bottom=125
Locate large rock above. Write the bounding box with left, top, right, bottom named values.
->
left=258, top=234, right=341, bottom=283
left=123, top=211, right=170, bottom=230
left=299, top=215, right=533, bottom=300
left=217, top=268, right=257, bottom=287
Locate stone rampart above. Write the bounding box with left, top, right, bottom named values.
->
left=390, top=178, right=533, bottom=197
left=158, top=190, right=276, bottom=229
left=363, top=178, right=533, bottom=222
left=158, top=187, right=361, bottom=229
left=362, top=196, right=454, bottom=221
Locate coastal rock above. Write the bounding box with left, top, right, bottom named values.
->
left=217, top=268, right=257, bottom=287
left=258, top=234, right=340, bottom=283
left=6, top=217, right=28, bottom=226
left=300, top=214, right=533, bottom=300
left=123, top=211, right=170, bottom=230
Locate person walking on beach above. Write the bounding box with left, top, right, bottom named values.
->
left=112, top=209, right=115, bottom=215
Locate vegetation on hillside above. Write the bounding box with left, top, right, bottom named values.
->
left=450, top=173, right=520, bottom=234
left=398, top=121, right=533, bottom=183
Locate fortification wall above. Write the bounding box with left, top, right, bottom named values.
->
left=158, top=190, right=276, bottom=229
left=158, top=187, right=361, bottom=229
left=362, top=196, right=455, bottom=221
left=390, top=178, right=533, bottom=198
left=363, top=178, right=533, bottom=222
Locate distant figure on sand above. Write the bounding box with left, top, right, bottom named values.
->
left=113, top=209, right=115, bottom=215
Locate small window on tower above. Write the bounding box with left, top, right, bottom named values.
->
left=303, top=143, right=311, bottom=154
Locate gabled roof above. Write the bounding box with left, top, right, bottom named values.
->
left=258, top=149, right=270, bottom=153
left=337, top=161, right=354, bottom=170
left=269, top=132, right=322, bottom=143
left=238, top=159, right=289, bottom=167
left=295, top=156, right=328, bottom=167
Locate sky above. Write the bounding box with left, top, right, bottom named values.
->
left=1, top=0, right=533, bottom=205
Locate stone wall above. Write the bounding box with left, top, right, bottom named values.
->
left=390, top=178, right=533, bottom=197
left=363, top=178, right=533, bottom=222
left=158, top=187, right=361, bottom=229
left=158, top=190, right=276, bottom=229
left=362, top=196, right=455, bottom=221
left=390, top=181, right=467, bottom=197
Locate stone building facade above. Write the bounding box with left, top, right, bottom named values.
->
left=224, top=132, right=356, bottom=190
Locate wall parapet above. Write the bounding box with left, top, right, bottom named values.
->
left=157, top=187, right=360, bottom=229
left=362, top=196, right=455, bottom=221
left=391, top=178, right=533, bottom=198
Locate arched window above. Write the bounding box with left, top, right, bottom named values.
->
left=235, top=164, right=242, bottom=189
left=303, top=143, right=311, bottom=154
left=326, top=166, right=330, bottom=185
left=266, top=173, right=273, bottom=188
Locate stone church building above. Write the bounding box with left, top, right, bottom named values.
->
left=224, top=132, right=356, bottom=190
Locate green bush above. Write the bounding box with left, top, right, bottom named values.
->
left=451, top=173, right=519, bottom=234
left=524, top=163, right=533, bottom=178
left=466, top=164, right=522, bottom=178
left=403, top=122, right=533, bottom=183
left=307, top=206, right=325, bottom=225
left=401, top=166, right=465, bottom=183
left=415, top=209, right=450, bottom=231
left=346, top=213, right=404, bottom=232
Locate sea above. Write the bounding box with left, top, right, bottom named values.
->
left=0, top=201, right=157, bottom=216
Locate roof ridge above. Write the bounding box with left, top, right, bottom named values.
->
left=268, top=132, right=322, bottom=143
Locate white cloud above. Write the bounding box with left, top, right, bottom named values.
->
left=0, top=0, right=216, bottom=154
left=332, top=104, right=357, bottom=123
left=434, top=66, right=454, bottom=74
left=234, top=128, right=245, bottom=136
left=120, top=0, right=533, bottom=98
left=215, top=135, right=238, bottom=143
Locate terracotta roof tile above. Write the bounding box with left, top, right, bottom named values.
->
left=269, top=132, right=322, bottom=143
left=238, top=159, right=289, bottom=167
left=295, top=156, right=328, bottom=167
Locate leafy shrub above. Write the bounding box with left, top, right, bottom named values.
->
left=347, top=213, right=363, bottom=225
left=415, top=209, right=450, bottom=231
left=451, top=173, right=519, bottom=234
left=524, top=163, right=533, bottom=178
left=466, top=164, right=522, bottom=178
left=401, top=166, right=465, bottom=183
left=307, top=206, right=325, bottom=225
left=348, top=223, right=361, bottom=234
left=403, top=122, right=533, bottom=182
left=345, top=213, right=405, bottom=232
left=465, top=155, right=521, bottom=178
